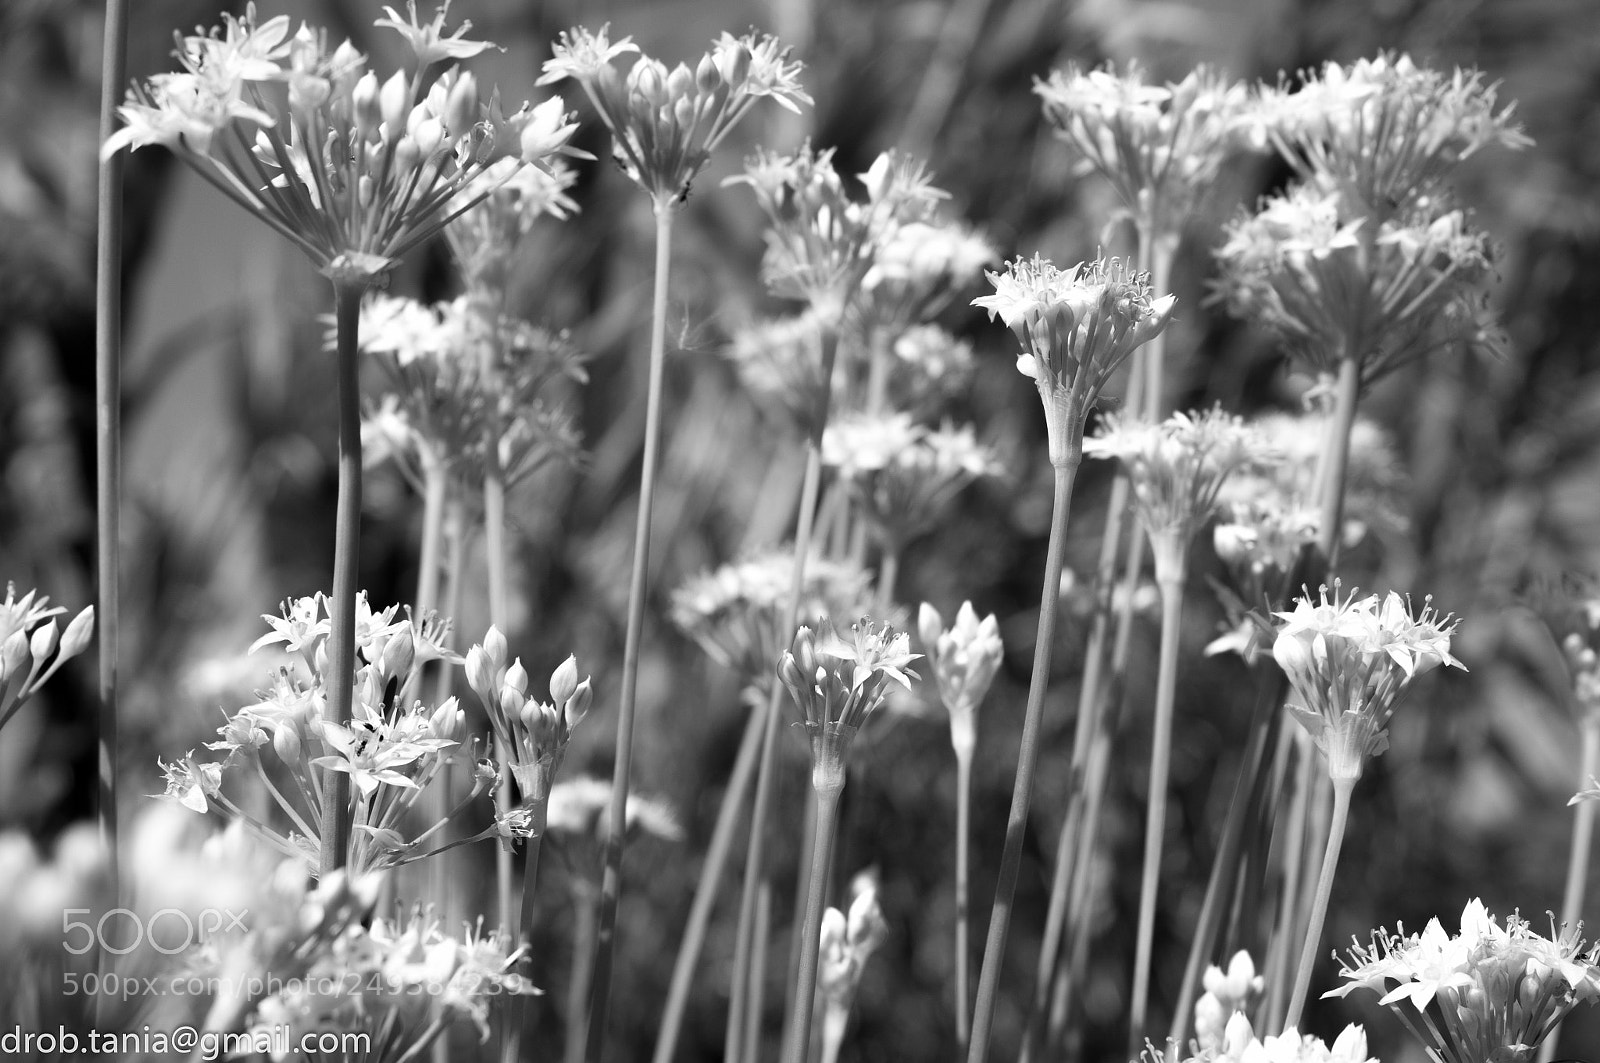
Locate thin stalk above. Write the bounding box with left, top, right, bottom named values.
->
left=779, top=782, right=821, bottom=1055
left=650, top=706, right=766, bottom=1063
left=729, top=325, right=839, bottom=1063
left=430, top=495, right=466, bottom=1063
left=565, top=884, right=598, bottom=1063
left=320, top=281, right=365, bottom=878
left=95, top=0, right=130, bottom=883
left=1542, top=714, right=1600, bottom=1061
left=1128, top=570, right=1188, bottom=1058
left=878, top=546, right=900, bottom=607
left=966, top=456, right=1081, bottom=1063
left=585, top=200, right=677, bottom=1062
left=954, top=748, right=974, bottom=1049
left=783, top=784, right=844, bottom=1063
left=1264, top=730, right=1314, bottom=1031
left=486, top=468, right=514, bottom=940
left=1283, top=776, right=1354, bottom=1031
left=744, top=881, right=774, bottom=1063
left=519, top=827, right=546, bottom=1055
left=1318, top=358, right=1361, bottom=565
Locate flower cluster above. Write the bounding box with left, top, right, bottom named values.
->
left=733, top=146, right=948, bottom=326
left=0, top=583, right=94, bottom=733
left=918, top=601, right=1003, bottom=761
left=1155, top=1012, right=1373, bottom=1063
left=539, top=25, right=809, bottom=205
left=464, top=629, right=593, bottom=841
left=778, top=619, right=919, bottom=788
left=974, top=255, right=1175, bottom=464
left=818, top=876, right=889, bottom=1023
left=1327, top=899, right=1600, bottom=1063
left=822, top=414, right=1002, bottom=550
left=1272, top=585, right=1464, bottom=781
left=158, top=594, right=484, bottom=874
left=670, top=550, right=879, bottom=694
left=1035, top=63, right=1251, bottom=233
left=859, top=217, right=995, bottom=329
left=1084, top=408, right=1271, bottom=581
left=1192, top=951, right=1266, bottom=1055
left=103, top=4, right=582, bottom=286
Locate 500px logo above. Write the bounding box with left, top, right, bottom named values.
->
left=62, top=907, right=249, bottom=956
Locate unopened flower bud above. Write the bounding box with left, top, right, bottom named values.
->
left=274, top=725, right=302, bottom=764
left=549, top=655, right=579, bottom=706
left=695, top=53, right=721, bottom=93
left=505, top=659, right=529, bottom=697
left=917, top=602, right=943, bottom=652
left=431, top=697, right=463, bottom=741
left=2, top=630, right=30, bottom=677
left=313, top=641, right=330, bottom=677
left=482, top=626, right=508, bottom=670
left=29, top=621, right=58, bottom=664
left=667, top=63, right=695, bottom=102
left=412, top=116, right=444, bottom=156
left=379, top=70, right=410, bottom=139
left=394, top=136, right=421, bottom=175
left=352, top=72, right=381, bottom=139
left=465, top=645, right=496, bottom=702
left=59, top=606, right=94, bottom=661
left=633, top=61, right=665, bottom=104
left=566, top=679, right=593, bottom=730
left=380, top=629, right=414, bottom=681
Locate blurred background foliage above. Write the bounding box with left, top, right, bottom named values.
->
left=3, top=0, right=1600, bottom=1060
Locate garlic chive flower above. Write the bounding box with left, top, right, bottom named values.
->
left=860, top=217, right=995, bottom=329
left=1272, top=585, right=1464, bottom=781
left=538, top=25, right=810, bottom=206
left=103, top=4, right=583, bottom=286
left=1035, top=62, right=1251, bottom=232
left=465, top=629, right=593, bottom=840
left=731, top=146, right=948, bottom=327
left=886, top=325, right=978, bottom=419
left=1215, top=183, right=1499, bottom=382
left=0, top=584, right=93, bottom=732
left=778, top=619, right=919, bottom=790
left=822, top=414, right=1003, bottom=551
left=1084, top=408, right=1271, bottom=582
left=669, top=550, right=879, bottom=695
left=1327, top=899, right=1600, bottom=1063
left=725, top=311, right=840, bottom=437
left=1150, top=1012, right=1374, bottom=1063
left=1246, top=53, right=1530, bottom=219
left=1192, top=951, right=1266, bottom=1056
left=918, top=601, right=1003, bottom=760
left=976, top=254, right=1175, bottom=466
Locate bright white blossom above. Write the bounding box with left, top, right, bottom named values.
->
left=918, top=601, right=1003, bottom=759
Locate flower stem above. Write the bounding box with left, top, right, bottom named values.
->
left=585, top=200, right=677, bottom=1063
left=1283, top=774, right=1354, bottom=1031
left=1542, top=713, right=1600, bottom=1061
left=520, top=826, right=546, bottom=1057
left=320, top=281, right=365, bottom=879
left=954, top=747, right=974, bottom=1050
left=1318, top=358, right=1361, bottom=565
left=967, top=455, right=1081, bottom=1063
left=1128, top=570, right=1188, bottom=1057
left=650, top=705, right=765, bottom=1063
left=783, top=782, right=844, bottom=1063
left=1264, top=729, right=1314, bottom=1031
left=565, top=883, right=598, bottom=1063
left=95, top=0, right=130, bottom=887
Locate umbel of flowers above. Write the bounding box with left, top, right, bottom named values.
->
left=0, top=583, right=94, bottom=733
left=974, top=254, right=1175, bottom=467
left=1328, top=899, right=1600, bottom=1063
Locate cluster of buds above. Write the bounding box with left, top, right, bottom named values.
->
left=817, top=874, right=890, bottom=1057
left=669, top=550, right=878, bottom=696
left=465, top=628, right=592, bottom=840
left=777, top=620, right=919, bottom=791
left=822, top=414, right=1002, bottom=552
left=357, top=293, right=586, bottom=491
left=1084, top=408, right=1272, bottom=582
left=1155, top=1012, right=1374, bottom=1063
left=0, top=583, right=94, bottom=732
left=538, top=25, right=810, bottom=206
left=1327, top=899, right=1600, bottom=1063
left=1191, top=951, right=1266, bottom=1055
left=158, top=594, right=484, bottom=875
left=1559, top=599, right=1600, bottom=721
left=103, top=3, right=583, bottom=287
left=1272, top=585, right=1464, bottom=782
left=732, top=146, right=947, bottom=329
left=1035, top=63, right=1251, bottom=235
left=917, top=601, right=1003, bottom=762
left=974, top=255, right=1175, bottom=466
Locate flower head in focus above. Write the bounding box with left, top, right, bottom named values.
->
left=974, top=254, right=1175, bottom=464
left=918, top=601, right=1003, bottom=760
left=539, top=25, right=809, bottom=205
left=0, top=583, right=93, bottom=732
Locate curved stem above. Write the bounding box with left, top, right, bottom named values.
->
left=320, top=281, right=365, bottom=878
left=954, top=749, right=973, bottom=1049
left=1542, top=715, right=1600, bottom=1061
left=783, top=784, right=844, bottom=1063
left=1283, top=776, right=1354, bottom=1031
left=585, top=202, right=676, bottom=1063
left=650, top=706, right=766, bottom=1063
left=966, top=456, right=1081, bottom=1063
left=95, top=0, right=130, bottom=887
left=1128, top=571, right=1187, bottom=1058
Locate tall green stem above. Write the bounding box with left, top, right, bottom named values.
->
left=1264, top=729, right=1314, bottom=1031
left=319, top=282, right=365, bottom=878
left=650, top=706, right=766, bottom=1063
left=966, top=456, right=1081, bottom=1063
left=954, top=748, right=973, bottom=1049
left=782, top=782, right=844, bottom=1063
left=565, top=884, right=598, bottom=1063
left=1283, top=776, right=1354, bottom=1031
left=585, top=201, right=676, bottom=1062
left=1128, top=568, right=1187, bottom=1057
left=1543, top=714, right=1600, bottom=1061
left=95, top=0, right=130, bottom=883
left=1318, top=358, right=1361, bottom=565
